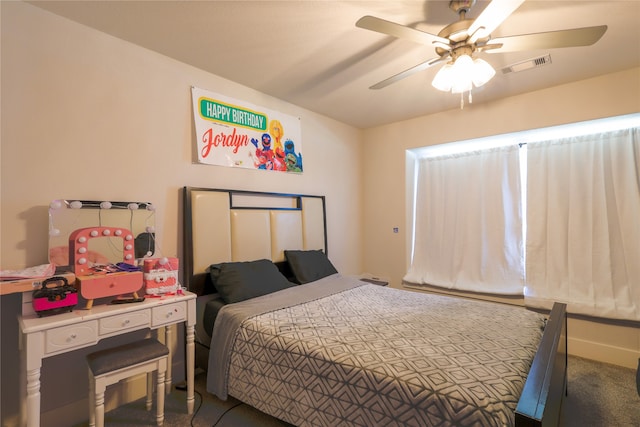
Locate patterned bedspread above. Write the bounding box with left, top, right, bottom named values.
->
left=207, top=274, right=545, bottom=427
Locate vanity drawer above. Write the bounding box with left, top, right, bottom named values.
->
left=99, top=311, right=150, bottom=335
left=45, top=320, right=98, bottom=354
left=152, top=302, right=186, bottom=327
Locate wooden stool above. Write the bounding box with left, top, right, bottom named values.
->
left=86, top=338, right=169, bottom=427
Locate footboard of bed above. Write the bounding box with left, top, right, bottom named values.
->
left=515, top=302, right=568, bottom=427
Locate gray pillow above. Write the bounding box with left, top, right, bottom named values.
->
left=209, top=259, right=295, bottom=304
left=284, top=250, right=338, bottom=284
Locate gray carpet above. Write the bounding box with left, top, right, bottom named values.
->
left=559, top=356, right=639, bottom=427
left=75, top=355, right=639, bottom=426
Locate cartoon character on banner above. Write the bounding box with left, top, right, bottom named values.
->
left=269, top=120, right=284, bottom=153
left=250, top=121, right=301, bottom=172
left=284, top=139, right=303, bottom=172
left=251, top=133, right=286, bottom=171
left=269, top=120, right=287, bottom=171
left=251, top=133, right=274, bottom=170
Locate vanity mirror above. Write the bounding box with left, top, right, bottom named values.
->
left=48, top=199, right=156, bottom=269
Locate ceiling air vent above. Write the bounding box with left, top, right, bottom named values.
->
left=502, top=54, right=552, bottom=74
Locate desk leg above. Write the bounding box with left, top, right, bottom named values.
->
left=186, top=323, right=195, bottom=414
left=164, top=325, right=172, bottom=395
left=22, top=331, right=43, bottom=427
left=25, top=367, right=41, bottom=427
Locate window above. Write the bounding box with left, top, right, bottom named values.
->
left=406, top=114, right=640, bottom=321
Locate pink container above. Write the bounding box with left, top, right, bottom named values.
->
left=32, top=276, right=78, bottom=317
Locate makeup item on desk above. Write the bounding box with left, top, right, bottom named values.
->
left=32, top=276, right=78, bottom=317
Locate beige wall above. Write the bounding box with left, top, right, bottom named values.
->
left=360, top=67, right=640, bottom=369
left=1, top=1, right=363, bottom=274
left=1, top=2, right=362, bottom=426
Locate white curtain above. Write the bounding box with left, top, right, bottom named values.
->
left=404, top=145, right=524, bottom=294
left=526, top=128, right=640, bottom=321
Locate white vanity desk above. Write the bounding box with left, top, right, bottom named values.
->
left=18, top=291, right=196, bottom=427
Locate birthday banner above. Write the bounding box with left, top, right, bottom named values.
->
left=191, top=87, right=303, bottom=173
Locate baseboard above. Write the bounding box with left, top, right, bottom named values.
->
left=40, top=397, right=90, bottom=427
left=39, top=374, right=149, bottom=427
left=569, top=337, right=639, bottom=369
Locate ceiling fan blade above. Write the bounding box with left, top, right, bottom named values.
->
left=468, top=0, right=525, bottom=42
left=356, top=15, right=450, bottom=47
left=486, top=25, right=607, bottom=53
left=370, top=57, right=447, bottom=90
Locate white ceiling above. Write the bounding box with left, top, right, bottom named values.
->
left=28, top=0, right=640, bottom=129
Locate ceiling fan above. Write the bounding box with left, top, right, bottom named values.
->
left=356, top=0, right=607, bottom=97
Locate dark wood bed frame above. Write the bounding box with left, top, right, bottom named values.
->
left=516, top=302, right=568, bottom=426
left=182, top=186, right=568, bottom=427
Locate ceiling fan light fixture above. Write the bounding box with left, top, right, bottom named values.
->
left=451, top=79, right=473, bottom=94
left=431, top=54, right=474, bottom=93
left=450, top=54, right=474, bottom=93
left=431, top=54, right=495, bottom=94
left=431, top=62, right=455, bottom=92
left=471, top=57, right=496, bottom=87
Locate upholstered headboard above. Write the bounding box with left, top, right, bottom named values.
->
left=182, top=187, right=327, bottom=296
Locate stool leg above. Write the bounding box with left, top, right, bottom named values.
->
left=146, top=372, right=153, bottom=411
left=156, top=368, right=165, bottom=426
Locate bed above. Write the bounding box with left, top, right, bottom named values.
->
left=182, top=187, right=567, bottom=427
